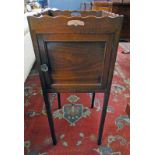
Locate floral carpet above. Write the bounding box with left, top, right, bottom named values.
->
left=24, top=47, right=130, bottom=155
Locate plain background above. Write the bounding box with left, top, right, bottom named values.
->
left=0, top=0, right=155, bottom=154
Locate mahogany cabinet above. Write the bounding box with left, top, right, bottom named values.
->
left=28, top=10, right=123, bottom=145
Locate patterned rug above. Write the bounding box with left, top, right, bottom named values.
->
left=24, top=47, right=130, bottom=155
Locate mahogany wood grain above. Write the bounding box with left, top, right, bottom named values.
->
left=28, top=10, right=123, bottom=145
left=92, top=2, right=113, bottom=12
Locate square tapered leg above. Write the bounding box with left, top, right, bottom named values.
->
left=91, top=93, right=95, bottom=108
left=97, top=91, right=110, bottom=145
left=57, top=93, right=61, bottom=109
left=43, top=90, right=57, bottom=145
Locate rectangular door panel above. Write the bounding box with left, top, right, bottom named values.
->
left=46, top=41, right=106, bottom=86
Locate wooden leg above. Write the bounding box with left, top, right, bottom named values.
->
left=97, top=90, right=110, bottom=145
left=57, top=93, right=61, bottom=109
left=43, top=90, right=57, bottom=145
left=126, top=104, right=130, bottom=118
left=91, top=93, right=95, bottom=108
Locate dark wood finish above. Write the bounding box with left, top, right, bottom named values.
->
left=92, top=2, right=113, bottom=12
left=89, top=1, right=130, bottom=41
left=42, top=89, right=57, bottom=145
left=126, top=103, right=130, bottom=118
left=98, top=89, right=110, bottom=145
left=112, top=2, right=130, bottom=40
left=91, top=93, right=95, bottom=108
left=28, top=10, right=123, bottom=145
left=57, top=93, right=61, bottom=109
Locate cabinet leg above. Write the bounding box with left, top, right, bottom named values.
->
left=91, top=93, right=95, bottom=108
left=57, top=93, right=61, bottom=109
left=97, top=91, right=110, bottom=145
left=43, top=90, right=57, bottom=145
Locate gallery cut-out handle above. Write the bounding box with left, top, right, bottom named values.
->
left=67, top=20, right=85, bottom=26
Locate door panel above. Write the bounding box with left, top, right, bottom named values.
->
left=37, top=34, right=113, bottom=92
left=46, top=42, right=106, bottom=85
